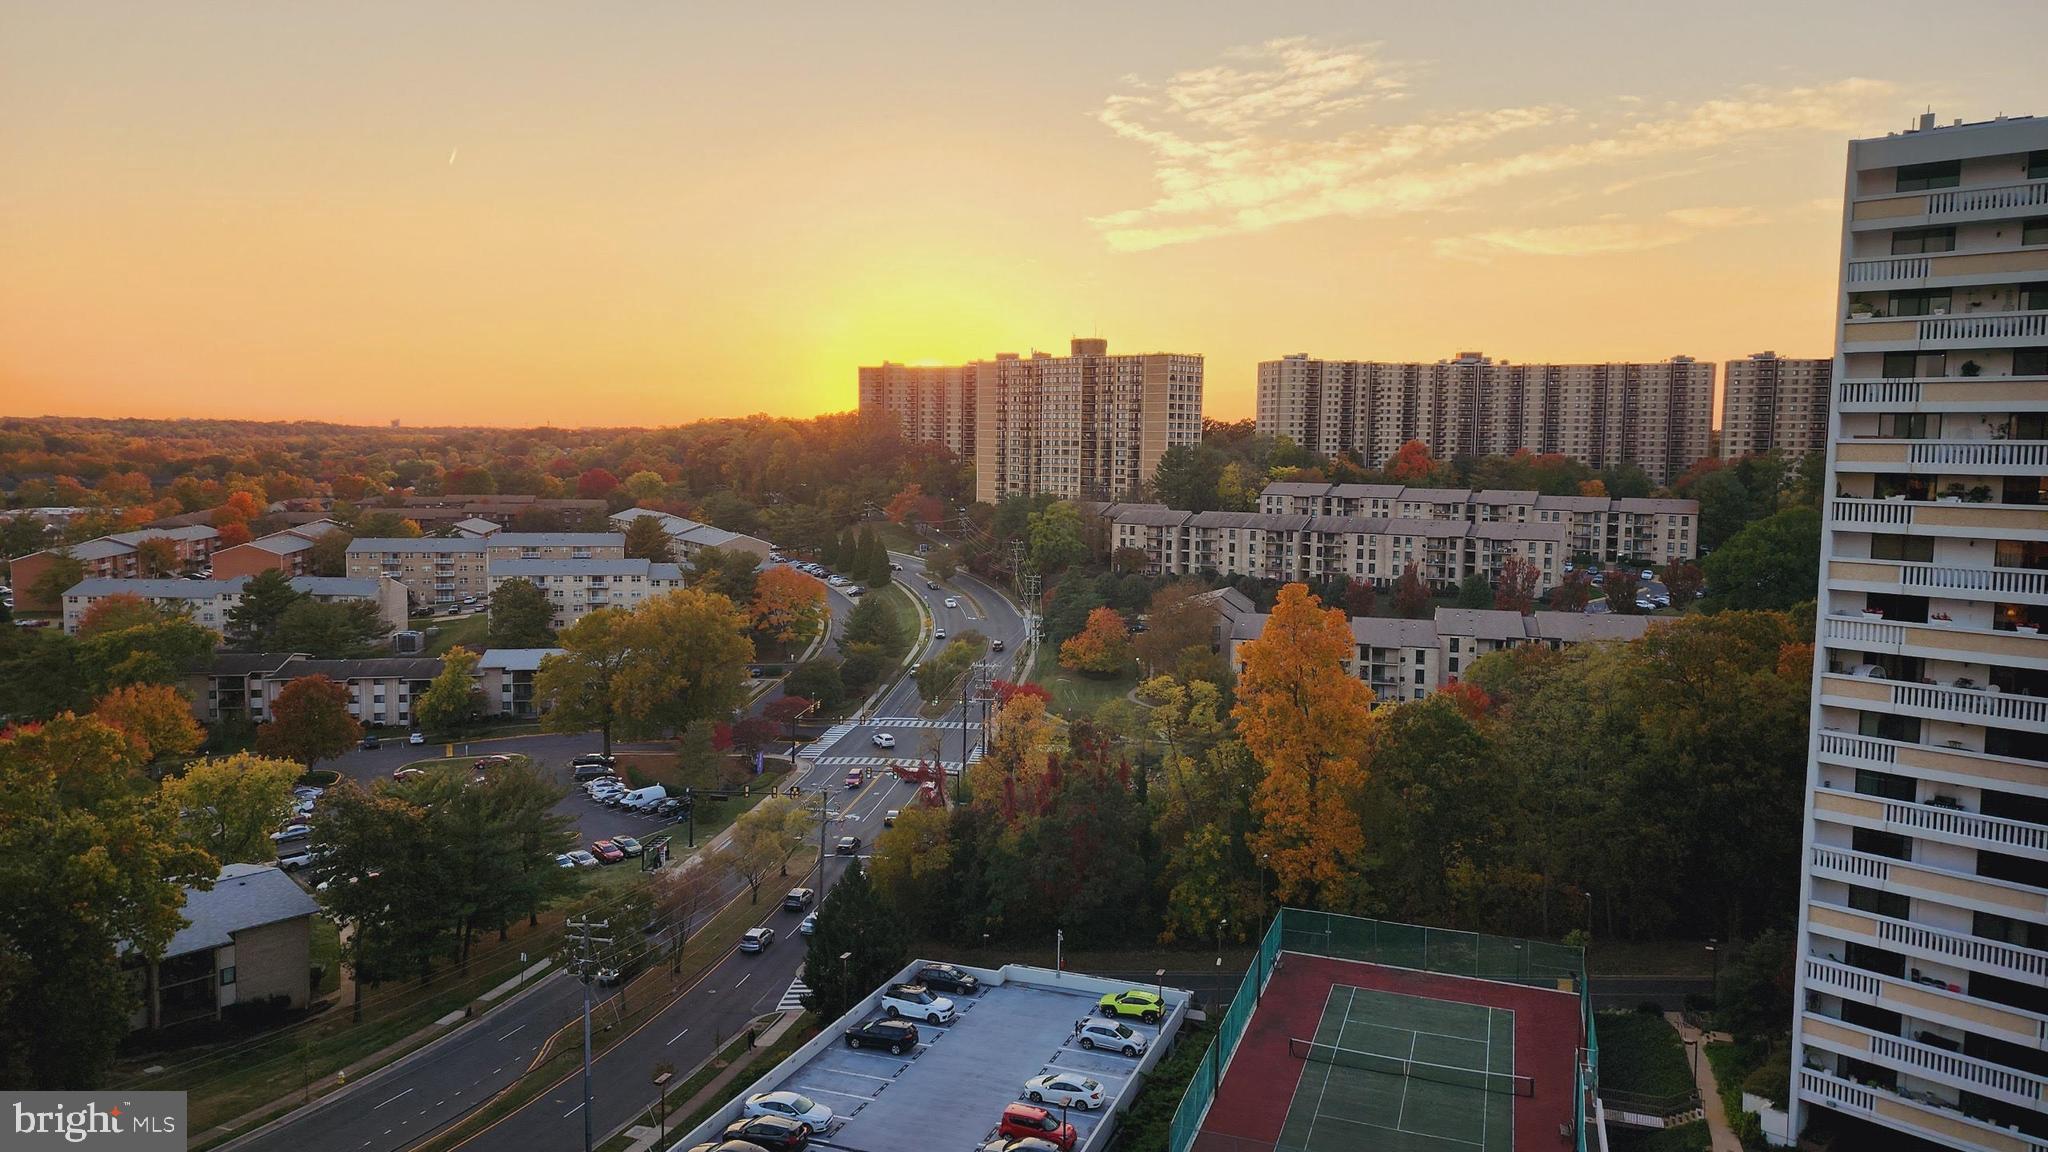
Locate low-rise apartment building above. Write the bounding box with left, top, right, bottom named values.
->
left=344, top=533, right=627, bottom=607
left=126, top=863, right=319, bottom=1030
left=61, top=575, right=408, bottom=637
left=607, top=508, right=774, bottom=561
left=185, top=649, right=561, bottom=727
left=1210, top=589, right=1655, bottom=705
left=208, top=521, right=347, bottom=580
left=476, top=648, right=561, bottom=718
left=488, top=558, right=685, bottom=630
left=9, top=524, right=219, bottom=612
left=1257, top=482, right=1699, bottom=567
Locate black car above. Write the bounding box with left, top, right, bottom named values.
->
left=572, top=764, right=616, bottom=782
left=358, top=734, right=380, bottom=750
left=571, top=753, right=616, bottom=768
left=722, top=1115, right=809, bottom=1151
left=843, top=1016, right=919, bottom=1054
left=914, top=962, right=980, bottom=996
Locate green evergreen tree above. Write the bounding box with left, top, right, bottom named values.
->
left=800, top=860, right=908, bottom=1021
left=226, top=568, right=304, bottom=649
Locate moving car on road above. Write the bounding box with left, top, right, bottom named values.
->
left=943, top=597, right=958, bottom=608
left=408, top=731, right=426, bottom=745
left=843, top=1017, right=919, bottom=1053
left=799, top=913, right=817, bottom=936
left=739, top=927, right=775, bottom=953
left=836, top=835, right=861, bottom=855
left=783, top=887, right=814, bottom=911
left=871, top=732, right=895, bottom=749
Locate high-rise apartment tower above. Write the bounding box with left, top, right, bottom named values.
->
left=1721, top=352, right=1836, bottom=460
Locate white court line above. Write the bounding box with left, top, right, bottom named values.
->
left=1394, top=1029, right=1417, bottom=1129
left=1480, top=1006, right=1492, bottom=1151
left=1302, top=986, right=1355, bottom=1151
left=561, top=1101, right=584, bottom=1118
left=1312, top=1109, right=1485, bottom=1150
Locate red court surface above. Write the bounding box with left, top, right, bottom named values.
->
left=1196, top=953, right=1583, bottom=1152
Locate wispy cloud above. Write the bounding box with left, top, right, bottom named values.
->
left=1090, top=41, right=1893, bottom=252
left=1434, top=205, right=1768, bottom=262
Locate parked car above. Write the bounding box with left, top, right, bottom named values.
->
left=843, top=1017, right=918, bottom=1054
left=720, top=1116, right=808, bottom=1151
left=555, top=854, right=576, bottom=869
left=1097, top=988, right=1164, bottom=1023
left=846, top=586, right=864, bottom=597
left=408, top=731, right=426, bottom=745
left=783, top=887, right=815, bottom=912
left=612, top=835, right=643, bottom=857
left=1077, top=1019, right=1147, bottom=1056
left=799, top=913, right=817, bottom=936
left=573, top=764, right=617, bottom=782
left=996, top=1104, right=1076, bottom=1151
left=566, top=849, right=600, bottom=868
left=742, top=1091, right=830, bottom=1129
left=618, top=784, right=668, bottom=811
left=392, top=767, right=425, bottom=782
left=836, top=835, right=861, bottom=855
left=277, top=850, right=313, bottom=871
left=1024, top=1073, right=1104, bottom=1111
left=1640, top=569, right=1656, bottom=581
left=270, top=824, right=311, bottom=844
left=978, top=1139, right=1064, bottom=1152
left=739, top=927, right=775, bottom=953
left=359, top=734, right=380, bottom=750
left=589, top=840, right=626, bottom=864
left=914, top=963, right=979, bottom=996
left=586, top=781, right=626, bottom=799
left=880, top=983, right=955, bottom=1024
left=571, top=753, right=616, bottom=768
left=871, top=732, right=895, bottom=749
left=474, top=755, right=513, bottom=771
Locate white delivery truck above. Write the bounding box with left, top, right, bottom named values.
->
left=619, top=784, right=668, bottom=811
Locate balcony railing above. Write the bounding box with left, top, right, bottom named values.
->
left=1800, top=1066, right=2048, bottom=1152
left=1812, top=845, right=1891, bottom=881
left=1927, top=180, right=2048, bottom=218
left=1910, top=440, right=2048, bottom=469
left=1818, top=900, right=2048, bottom=981
left=1848, top=256, right=1932, bottom=283
left=1811, top=845, right=2047, bottom=918
left=1889, top=681, right=2048, bottom=727
left=1832, top=498, right=1915, bottom=526
left=1916, top=311, right=2048, bottom=343
left=1799, top=1068, right=1876, bottom=1115
left=1805, top=955, right=1882, bottom=998
left=1840, top=380, right=1924, bottom=405
left=1818, top=731, right=1897, bottom=765
left=1884, top=797, right=2048, bottom=853
left=1868, top=1030, right=2046, bottom=1104
left=1896, top=561, right=2048, bottom=598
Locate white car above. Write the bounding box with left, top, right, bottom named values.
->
left=739, top=927, right=775, bottom=953
left=744, top=1091, right=832, bottom=1130
left=408, top=731, right=426, bottom=745
left=872, top=732, right=895, bottom=749
left=800, top=913, right=817, bottom=936
left=566, top=849, right=600, bottom=868
left=934, top=628, right=947, bottom=640
left=1640, top=569, right=1656, bottom=581
left=881, top=982, right=956, bottom=1024
left=1077, top=1019, right=1147, bottom=1056
left=1024, top=1073, right=1105, bottom=1111
left=943, top=597, right=958, bottom=609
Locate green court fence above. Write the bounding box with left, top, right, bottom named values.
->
left=1165, top=908, right=1596, bottom=1152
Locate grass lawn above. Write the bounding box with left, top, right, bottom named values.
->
left=1604, top=1124, right=1711, bottom=1152
left=1028, top=644, right=1137, bottom=720
left=1595, top=1011, right=1698, bottom=1102
left=1588, top=938, right=1721, bottom=977
left=409, top=612, right=489, bottom=655
left=310, top=917, right=340, bottom=997
left=873, top=522, right=929, bottom=554
left=881, top=581, right=920, bottom=657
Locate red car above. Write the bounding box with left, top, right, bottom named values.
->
left=392, top=767, right=425, bottom=781
left=997, top=1104, right=1076, bottom=1151
left=589, top=840, right=626, bottom=864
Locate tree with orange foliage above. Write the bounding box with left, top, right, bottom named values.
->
left=76, top=594, right=161, bottom=639
left=750, top=565, right=828, bottom=646
left=91, top=683, right=204, bottom=765
left=215, top=521, right=253, bottom=548
left=131, top=535, right=182, bottom=578
left=1059, top=606, right=1134, bottom=675
left=1577, top=479, right=1609, bottom=498
left=1235, top=583, right=1374, bottom=906
left=1496, top=555, right=1541, bottom=615
left=1384, top=440, right=1438, bottom=482
left=884, top=483, right=943, bottom=527
left=214, top=491, right=264, bottom=528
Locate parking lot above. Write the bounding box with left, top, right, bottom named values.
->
left=689, top=966, right=1185, bottom=1152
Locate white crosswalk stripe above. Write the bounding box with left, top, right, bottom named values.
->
left=778, top=977, right=811, bottom=1012
left=817, top=755, right=969, bottom=770
left=801, top=721, right=858, bottom=760
left=865, top=717, right=967, bottom=730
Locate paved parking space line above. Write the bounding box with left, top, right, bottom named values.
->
left=837, top=1048, right=918, bottom=1063
left=820, top=1068, right=900, bottom=1083
left=790, top=1085, right=876, bottom=1102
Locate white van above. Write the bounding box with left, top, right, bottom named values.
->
left=619, top=784, right=668, bottom=811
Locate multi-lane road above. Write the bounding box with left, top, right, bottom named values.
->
left=231, top=550, right=1029, bottom=1152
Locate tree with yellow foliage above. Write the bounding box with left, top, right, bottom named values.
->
left=91, top=683, right=204, bottom=766
left=1235, top=583, right=1375, bottom=906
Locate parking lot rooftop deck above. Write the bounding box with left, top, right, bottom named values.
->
left=667, top=962, right=1192, bottom=1152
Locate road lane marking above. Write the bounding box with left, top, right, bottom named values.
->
left=497, top=1024, right=525, bottom=1041
left=562, top=1101, right=584, bottom=1118
left=668, top=1027, right=690, bottom=1045
left=734, top=973, right=750, bottom=988
left=374, top=1087, right=415, bottom=1110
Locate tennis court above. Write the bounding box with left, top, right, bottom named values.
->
left=1277, top=985, right=1517, bottom=1152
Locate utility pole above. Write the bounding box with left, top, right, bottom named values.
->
left=566, top=914, right=612, bottom=1152
left=817, top=787, right=831, bottom=888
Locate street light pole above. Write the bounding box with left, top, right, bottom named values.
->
left=1056, top=928, right=1064, bottom=977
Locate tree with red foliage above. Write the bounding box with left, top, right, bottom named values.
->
left=991, top=680, right=1053, bottom=708
left=1342, top=577, right=1378, bottom=618
left=1549, top=571, right=1594, bottom=612
left=884, top=483, right=943, bottom=527
left=1604, top=567, right=1643, bottom=614
left=1437, top=678, right=1491, bottom=721
left=1391, top=565, right=1433, bottom=618
left=1385, top=440, right=1438, bottom=483
left=577, top=467, right=620, bottom=499
left=1664, top=561, right=1704, bottom=607
left=1496, top=555, right=1541, bottom=615
left=255, top=674, right=362, bottom=767
left=729, top=716, right=777, bottom=757
left=215, top=521, right=253, bottom=548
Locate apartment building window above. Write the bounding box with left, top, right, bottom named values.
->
left=1890, top=226, right=1955, bottom=254
left=1845, top=883, right=1909, bottom=920
left=1870, top=533, right=1935, bottom=563
left=1881, top=351, right=1946, bottom=379
left=1894, top=160, right=1961, bottom=192
left=1853, top=768, right=1916, bottom=801
left=1974, top=910, right=2048, bottom=951
left=2015, top=348, right=2048, bottom=376
left=1887, top=289, right=1950, bottom=317
left=1851, top=827, right=1911, bottom=860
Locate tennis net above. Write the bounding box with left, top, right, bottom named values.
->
left=1288, top=1036, right=1535, bottom=1097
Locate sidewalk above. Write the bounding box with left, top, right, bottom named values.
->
left=1669, top=1014, right=1743, bottom=1152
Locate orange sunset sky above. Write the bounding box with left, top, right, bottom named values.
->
left=3, top=2, right=2044, bottom=428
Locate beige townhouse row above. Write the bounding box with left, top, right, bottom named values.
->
left=1257, top=482, right=1699, bottom=567
left=61, top=575, right=409, bottom=637
left=344, top=532, right=628, bottom=607
left=183, top=647, right=566, bottom=729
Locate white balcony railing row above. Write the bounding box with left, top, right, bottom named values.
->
left=1909, top=439, right=2048, bottom=468
left=1823, top=616, right=1905, bottom=646
left=1831, top=498, right=1915, bottom=526
left=1884, top=799, right=2048, bottom=853
left=1799, top=1067, right=2048, bottom=1152
left=1848, top=256, right=1933, bottom=283
left=1840, top=380, right=1923, bottom=405
left=1799, top=1069, right=1876, bottom=1115
left=1867, top=1032, right=2045, bottom=1103
left=1916, top=311, right=2048, bottom=343
left=1896, top=561, right=2048, bottom=598
left=1806, top=956, right=1882, bottom=998
left=1812, top=845, right=1891, bottom=881
left=1817, top=731, right=1898, bottom=764
left=1890, top=681, right=2048, bottom=727
left=1869, top=911, right=2048, bottom=980
left=1927, top=180, right=2048, bottom=218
